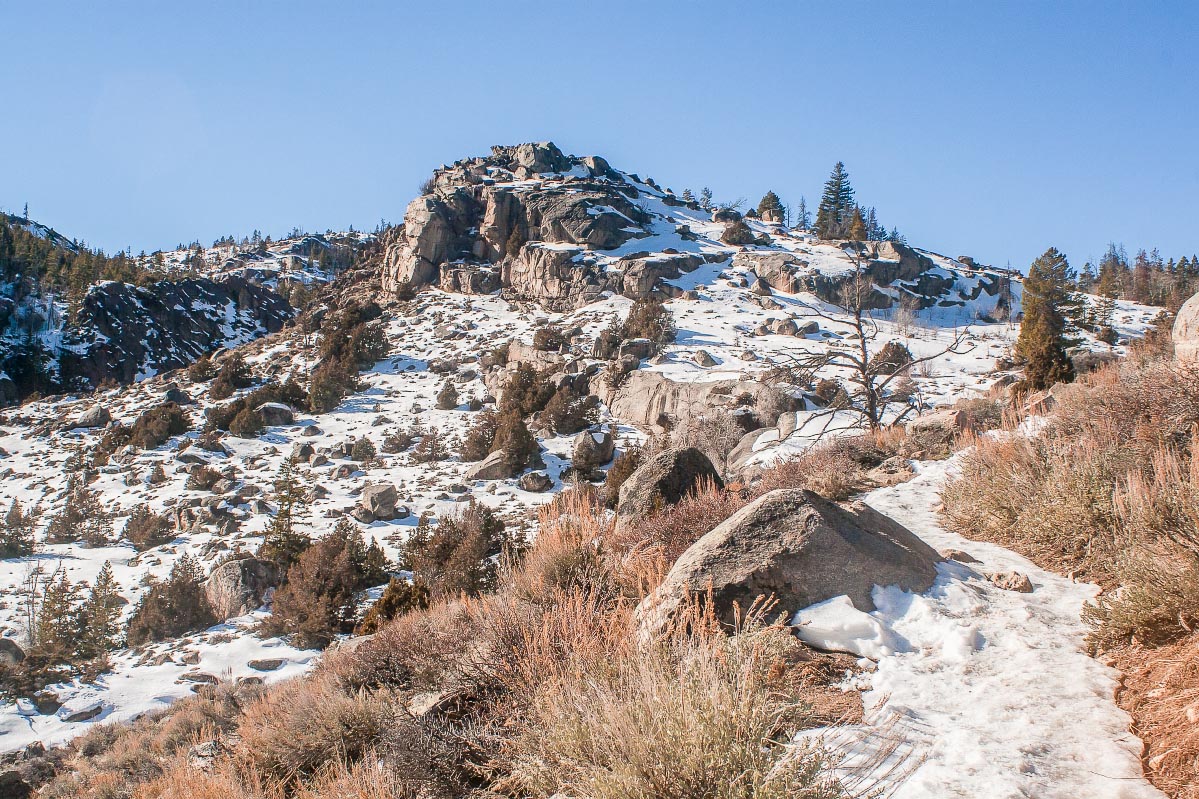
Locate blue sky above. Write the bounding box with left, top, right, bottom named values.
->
left=3, top=1, right=1196, bottom=271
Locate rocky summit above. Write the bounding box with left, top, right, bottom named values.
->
left=382, top=141, right=1019, bottom=314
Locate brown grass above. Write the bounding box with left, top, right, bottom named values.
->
left=1112, top=634, right=1199, bottom=799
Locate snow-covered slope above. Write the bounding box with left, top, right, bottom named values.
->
left=0, top=143, right=1169, bottom=778
left=804, top=456, right=1165, bottom=798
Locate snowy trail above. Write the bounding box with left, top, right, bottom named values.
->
left=808, top=457, right=1164, bottom=799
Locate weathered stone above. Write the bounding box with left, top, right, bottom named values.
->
left=255, top=403, right=294, bottom=426
left=635, top=490, right=941, bottom=639
left=989, top=571, right=1034, bottom=593
left=942, top=549, right=980, bottom=564
left=0, top=637, right=25, bottom=665
left=74, top=405, right=111, bottom=428
left=573, top=428, right=615, bottom=470
left=204, top=558, right=280, bottom=620
left=615, top=448, right=723, bottom=534
left=247, top=658, right=285, bottom=671
left=519, top=471, right=553, bottom=492
left=1173, top=290, right=1199, bottom=362
left=465, top=450, right=517, bottom=481
left=905, top=408, right=967, bottom=446
left=359, top=483, right=400, bottom=520
left=693, top=350, right=718, bottom=367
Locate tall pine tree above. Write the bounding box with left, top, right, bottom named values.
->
left=1017, top=247, right=1076, bottom=391
left=814, top=162, right=856, bottom=239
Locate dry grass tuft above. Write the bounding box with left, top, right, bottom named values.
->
left=1113, top=633, right=1199, bottom=799
left=493, top=601, right=844, bottom=799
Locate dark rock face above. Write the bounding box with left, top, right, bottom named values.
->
left=635, top=489, right=942, bottom=639
left=58, top=274, right=292, bottom=390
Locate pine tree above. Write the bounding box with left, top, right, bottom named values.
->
left=680, top=188, right=695, bottom=204
left=698, top=187, right=713, bottom=211
left=258, top=458, right=311, bottom=570
left=847, top=207, right=867, bottom=241
left=36, top=568, right=81, bottom=660
left=814, top=162, right=856, bottom=239
left=756, top=191, right=785, bottom=222
left=794, top=196, right=811, bottom=230
left=1018, top=247, right=1076, bottom=391
left=0, top=499, right=35, bottom=557
left=79, top=562, right=121, bottom=657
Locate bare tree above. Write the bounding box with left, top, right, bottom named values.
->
left=767, top=248, right=975, bottom=432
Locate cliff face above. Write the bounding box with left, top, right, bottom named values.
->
left=58, top=274, right=293, bottom=388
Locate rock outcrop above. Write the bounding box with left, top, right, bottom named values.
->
left=635, top=489, right=941, bottom=639
left=1173, top=291, right=1199, bottom=361
left=380, top=142, right=735, bottom=311
left=204, top=557, right=281, bottom=620
left=615, top=447, right=723, bottom=533
left=58, top=275, right=292, bottom=391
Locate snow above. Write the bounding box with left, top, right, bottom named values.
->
left=806, top=457, right=1165, bottom=799
left=793, top=595, right=901, bottom=660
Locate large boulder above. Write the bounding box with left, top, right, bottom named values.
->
left=635, top=489, right=941, bottom=639
left=615, top=448, right=723, bottom=534
left=204, top=558, right=280, bottom=620
left=573, top=429, right=615, bottom=471
left=255, top=403, right=295, bottom=426
left=0, top=637, right=25, bottom=666
left=465, top=450, right=517, bottom=481
left=359, top=483, right=401, bottom=521
left=905, top=408, right=967, bottom=449
left=74, top=405, right=111, bottom=428
left=1173, top=291, right=1199, bottom=362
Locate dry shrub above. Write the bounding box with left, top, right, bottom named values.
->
left=609, top=477, right=747, bottom=564
left=36, top=683, right=253, bottom=799
left=235, top=675, right=402, bottom=788
left=505, top=488, right=614, bottom=601
left=324, top=599, right=479, bottom=693
left=1112, top=633, right=1199, bottom=799
left=942, top=433, right=1121, bottom=579
left=493, top=601, right=844, bottom=799
left=945, top=355, right=1199, bottom=645
left=755, top=441, right=868, bottom=501
left=1085, top=448, right=1199, bottom=647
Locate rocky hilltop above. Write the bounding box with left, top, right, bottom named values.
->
left=382, top=141, right=1018, bottom=314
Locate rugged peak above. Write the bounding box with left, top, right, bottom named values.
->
left=380, top=145, right=1021, bottom=316
left=488, top=141, right=573, bottom=176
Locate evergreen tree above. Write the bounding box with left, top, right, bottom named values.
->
left=756, top=190, right=785, bottom=222
left=847, top=207, right=867, bottom=241
left=36, top=568, right=81, bottom=659
left=794, top=196, right=811, bottom=230
left=126, top=554, right=215, bottom=646
left=258, top=458, right=311, bottom=570
left=814, top=162, right=856, bottom=239
left=1017, top=247, right=1076, bottom=391
left=0, top=499, right=36, bottom=557
left=680, top=188, right=695, bottom=204
left=79, top=562, right=122, bottom=657
left=698, top=187, right=714, bottom=211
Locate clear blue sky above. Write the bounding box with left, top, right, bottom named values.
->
left=3, top=1, right=1196, bottom=271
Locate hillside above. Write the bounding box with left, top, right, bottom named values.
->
left=0, top=143, right=1172, bottom=797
